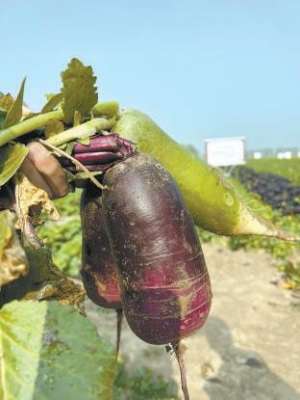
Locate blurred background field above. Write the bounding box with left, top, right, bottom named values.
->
left=247, top=158, right=300, bottom=186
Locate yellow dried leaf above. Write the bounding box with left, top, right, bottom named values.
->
left=15, top=174, right=60, bottom=226
left=0, top=210, right=28, bottom=287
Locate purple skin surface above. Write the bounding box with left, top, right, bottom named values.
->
left=102, top=154, right=212, bottom=345
left=80, top=184, right=121, bottom=309
left=60, top=133, right=136, bottom=173
left=73, top=134, right=121, bottom=153
left=75, top=151, right=122, bottom=165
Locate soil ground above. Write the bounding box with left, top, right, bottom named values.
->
left=86, top=243, right=300, bottom=400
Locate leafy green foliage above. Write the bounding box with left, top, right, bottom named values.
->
left=0, top=142, right=29, bottom=186
left=4, top=78, right=26, bottom=128
left=247, top=157, right=300, bottom=186
left=37, top=191, right=82, bottom=276
left=197, top=174, right=300, bottom=288
left=0, top=300, right=116, bottom=400
left=114, top=366, right=178, bottom=400
left=0, top=93, right=14, bottom=112
left=228, top=178, right=300, bottom=253
left=41, top=93, right=64, bottom=113
left=61, top=58, right=98, bottom=124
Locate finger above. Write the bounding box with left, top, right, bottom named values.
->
left=20, top=157, right=53, bottom=197
left=27, top=142, right=69, bottom=199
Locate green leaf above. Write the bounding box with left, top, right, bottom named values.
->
left=4, top=78, right=26, bottom=128
left=0, top=301, right=116, bottom=400
left=73, top=110, right=82, bottom=126
left=44, top=119, right=65, bottom=139
left=0, top=143, right=29, bottom=186
left=61, top=58, right=98, bottom=124
left=0, top=94, right=14, bottom=112
left=41, top=93, right=64, bottom=113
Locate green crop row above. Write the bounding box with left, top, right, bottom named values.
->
left=247, top=157, right=300, bottom=185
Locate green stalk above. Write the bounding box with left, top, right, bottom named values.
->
left=0, top=110, right=63, bottom=147
left=92, top=101, right=119, bottom=118
left=46, top=117, right=115, bottom=147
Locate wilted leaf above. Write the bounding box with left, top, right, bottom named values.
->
left=0, top=301, right=116, bottom=400
left=0, top=93, right=14, bottom=111
left=0, top=143, right=29, bottom=187
left=0, top=215, right=84, bottom=306
left=15, top=174, right=60, bottom=225
left=0, top=210, right=28, bottom=287
left=4, top=78, right=26, bottom=128
left=41, top=93, right=64, bottom=113
left=44, top=119, right=65, bottom=139
left=61, top=58, right=98, bottom=124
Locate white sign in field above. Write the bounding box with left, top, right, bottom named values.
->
left=204, top=137, right=246, bottom=167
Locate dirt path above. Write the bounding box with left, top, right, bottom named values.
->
left=86, top=243, right=300, bottom=400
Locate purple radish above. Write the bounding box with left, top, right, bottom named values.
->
left=102, top=153, right=212, bottom=399
left=80, top=184, right=123, bottom=356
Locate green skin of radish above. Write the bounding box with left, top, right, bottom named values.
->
left=113, top=109, right=298, bottom=240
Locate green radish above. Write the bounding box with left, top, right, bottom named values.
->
left=113, top=109, right=298, bottom=240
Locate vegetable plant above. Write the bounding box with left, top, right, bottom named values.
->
left=0, top=57, right=299, bottom=400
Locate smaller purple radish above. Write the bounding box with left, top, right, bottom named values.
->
left=80, top=184, right=123, bottom=355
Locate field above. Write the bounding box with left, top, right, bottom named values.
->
left=247, top=157, right=300, bottom=185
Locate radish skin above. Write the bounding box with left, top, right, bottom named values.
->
left=80, top=185, right=123, bottom=354
left=102, top=154, right=212, bottom=344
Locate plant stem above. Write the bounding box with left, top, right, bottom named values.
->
left=46, top=117, right=115, bottom=147
left=0, top=110, right=63, bottom=147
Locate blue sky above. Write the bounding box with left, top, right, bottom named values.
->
left=1, top=1, right=300, bottom=152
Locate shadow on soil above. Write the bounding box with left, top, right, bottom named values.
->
left=202, top=317, right=300, bottom=400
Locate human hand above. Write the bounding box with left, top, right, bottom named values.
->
left=20, top=142, right=69, bottom=199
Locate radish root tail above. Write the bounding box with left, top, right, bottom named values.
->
left=115, top=309, right=123, bottom=359
left=169, top=341, right=190, bottom=400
